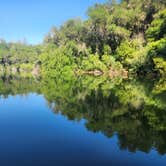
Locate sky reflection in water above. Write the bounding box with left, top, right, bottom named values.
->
left=0, top=92, right=165, bottom=166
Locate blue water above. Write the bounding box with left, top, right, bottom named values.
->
left=0, top=93, right=165, bottom=166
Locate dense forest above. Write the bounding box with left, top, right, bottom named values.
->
left=0, top=0, right=165, bottom=79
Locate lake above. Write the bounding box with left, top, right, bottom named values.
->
left=0, top=76, right=166, bottom=166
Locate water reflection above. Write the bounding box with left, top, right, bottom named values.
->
left=0, top=75, right=166, bottom=155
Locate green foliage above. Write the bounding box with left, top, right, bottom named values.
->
left=40, top=43, right=77, bottom=78
left=153, top=57, right=166, bottom=75
left=152, top=77, right=166, bottom=94
left=146, top=9, right=166, bottom=42
left=0, top=42, right=41, bottom=65
left=116, top=37, right=147, bottom=71
left=42, top=1, right=166, bottom=76
left=79, top=53, right=123, bottom=75
left=0, top=41, right=41, bottom=76
left=44, top=27, right=62, bottom=45
left=0, top=0, right=166, bottom=78
left=148, top=38, right=166, bottom=58
left=41, top=0, right=166, bottom=75
left=145, top=9, right=166, bottom=75
left=81, top=54, right=107, bottom=72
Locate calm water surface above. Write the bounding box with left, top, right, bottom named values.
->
left=0, top=76, right=166, bottom=166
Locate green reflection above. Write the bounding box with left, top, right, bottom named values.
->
left=0, top=75, right=166, bottom=154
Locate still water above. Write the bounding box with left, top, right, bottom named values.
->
left=0, top=76, right=166, bottom=166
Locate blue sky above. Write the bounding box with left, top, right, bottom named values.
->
left=0, top=0, right=106, bottom=44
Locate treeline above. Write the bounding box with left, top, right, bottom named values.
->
left=0, top=0, right=166, bottom=78
left=41, top=0, right=166, bottom=78
left=0, top=40, right=41, bottom=75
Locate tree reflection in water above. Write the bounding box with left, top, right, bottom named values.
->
left=1, top=75, right=166, bottom=155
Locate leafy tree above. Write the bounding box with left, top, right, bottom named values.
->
left=146, top=9, right=166, bottom=42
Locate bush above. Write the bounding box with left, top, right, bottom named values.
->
left=116, top=38, right=147, bottom=71
left=146, top=9, right=166, bottom=42
left=153, top=57, right=166, bottom=75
